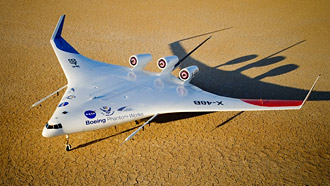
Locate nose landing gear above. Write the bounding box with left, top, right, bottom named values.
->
left=65, top=135, right=71, bottom=151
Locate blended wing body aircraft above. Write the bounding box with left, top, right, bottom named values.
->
left=32, top=15, right=319, bottom=151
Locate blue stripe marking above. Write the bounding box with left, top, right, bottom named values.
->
left=54, top=37, right=79, bottom=54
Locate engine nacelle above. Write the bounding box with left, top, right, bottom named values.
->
left=179, top=65, right=199, bottom=84
left=129, top=54, right=152, bottom=70
left=157, top=55, right=179, bottom=75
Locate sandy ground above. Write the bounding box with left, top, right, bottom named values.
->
left=1, top=0, right=330, bottom=185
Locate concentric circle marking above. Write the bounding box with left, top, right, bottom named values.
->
left=158, top=59, right=166, bottom=69
left=180, top=70, right=189, bottom=80
left=130, top=57, right=137, bottom=66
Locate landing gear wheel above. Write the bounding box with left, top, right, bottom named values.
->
left=66, top=144, right=71, bottom=151
left=65, top=135, right=71, bottom=151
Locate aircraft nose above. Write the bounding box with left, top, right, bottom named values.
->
left=42, top=123, right=65, bottom=138
left=42, top=127, right=50, bottom=137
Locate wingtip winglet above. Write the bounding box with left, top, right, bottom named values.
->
left=51, top=15, right=66, bottom=41
left=300, top=74, right=320, bottom=108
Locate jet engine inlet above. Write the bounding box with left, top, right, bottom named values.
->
left=179, top=65, right=199, bottom=83
left=129, top=54, right=152, bottom=70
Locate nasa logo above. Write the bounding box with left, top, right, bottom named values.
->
left=84, top=110, right=96, bottom=119
left=58, top=102, right=69, bottom=107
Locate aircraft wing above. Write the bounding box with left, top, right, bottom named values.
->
left=50, top=15, right=126, bottom=85
left=90, top=72, right=318, bottom=119
left=163, top=87, right=305, bottom=113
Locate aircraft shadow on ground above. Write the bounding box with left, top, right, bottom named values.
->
left=157, top=30, right=330, bottom=129
left=72, top=113, right=204, bottom=150
left=72, top=125, right=142, bottom=150
left=170, top=34, right=329, bottom=101
left=166, top=30, right=330, bottom=130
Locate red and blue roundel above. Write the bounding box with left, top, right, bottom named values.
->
left=58, top=102, right=69, bottom=107
left=84, top=110, right=96, bottom=119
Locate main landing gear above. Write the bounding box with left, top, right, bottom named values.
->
left=65, top=135, right=71, bottom=151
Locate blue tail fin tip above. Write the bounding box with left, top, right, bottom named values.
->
left=51, top=15, right=66, bottom=40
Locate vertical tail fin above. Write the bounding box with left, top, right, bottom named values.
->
left=51, top=15, right=65, bottom=40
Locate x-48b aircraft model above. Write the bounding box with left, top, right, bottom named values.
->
left=32, top=15, right=320, bottom=151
